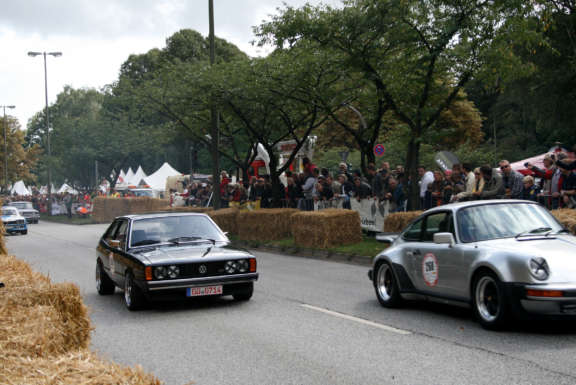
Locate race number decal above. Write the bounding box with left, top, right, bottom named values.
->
left=422, top=253, right=439, bottom=287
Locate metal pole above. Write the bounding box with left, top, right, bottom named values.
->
left=3, top=106, right=7, bottom=194
left=209, top=0, right=221, bottom=209
left=43, top=52, right=53, bottom=216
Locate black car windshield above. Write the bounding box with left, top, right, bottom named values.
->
left=2, top=208, right=18, bottom=216
left=130, top=215, right=227, bottom=247
left=457, top=203, right=564, bottom=243
left=11, top=202, right=33, bottom=210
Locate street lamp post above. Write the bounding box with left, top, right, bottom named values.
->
left=28, top=51, right=62, bottom=216
left=1, top=105, right=15, bottom=194
left=208, top=0, right=221, bottom=209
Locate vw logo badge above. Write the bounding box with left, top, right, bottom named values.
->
left=199, top=265, right=207, bottom=274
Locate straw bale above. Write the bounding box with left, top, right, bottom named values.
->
left=207, top=208, right=239, bottom=234
left=0, top=222, right=7, bottom=256
left=384, top=211, right=423, bottom=233
left=92, top=197, right=169, bottom=223
left=166, top=206, right=214, bottom=213
left=0, top=350, right=162, bottom=385
left=237, top=209, right=299, bottom=241
left=552, top=209, right=576, bottom=235
left=291, top=209, right=362, bottom=249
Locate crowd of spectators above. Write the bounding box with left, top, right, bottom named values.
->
left=3, top=190, right=94, bottom=217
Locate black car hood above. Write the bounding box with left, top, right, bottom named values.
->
left=133, top=244, right=252, bottom=265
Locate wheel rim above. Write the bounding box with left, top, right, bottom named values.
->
left=376, top=263, right=394, bottom=301
left=95, top=264, right=102, bottom=292
left=475, top=276, right=500, bottom=322
left=124, top=276, right=132, bottom=307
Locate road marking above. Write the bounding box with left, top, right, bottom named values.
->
left=301, top=304, right=411, bottom=335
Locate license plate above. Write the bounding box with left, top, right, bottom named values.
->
left=186, top=285, right=223, bottom=297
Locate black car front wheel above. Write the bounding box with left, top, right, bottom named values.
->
left=233, top=282, right=254, bottom=301
left=21, top=230, right=27, bottom=235
left=124, top=272, right=146, bottom=311
left=96, top=261, right=115, bottom=295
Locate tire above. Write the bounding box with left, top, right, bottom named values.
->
left=96, top=261, right=115, bottom=295
left=124, top=272, right=146, bottom=311
left=21, top=230, right=27, bottom=235
left=472, top=270, right=509, bottom=330
left=233, top=282, right=254, bottom=301
left=374, top=261, right=403, bottom=308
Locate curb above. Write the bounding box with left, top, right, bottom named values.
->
left=230, top=240, right=373, bottom=267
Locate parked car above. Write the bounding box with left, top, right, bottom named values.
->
left=1, top=206, right=28, bottom=235
left=95, top=212, right=258, bottom=310
left=368, top=200, right=576, bottom=329
left=9, top=201, right=40, bottom=224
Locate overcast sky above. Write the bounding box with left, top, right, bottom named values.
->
left=0, top=0, right=342, bottom=128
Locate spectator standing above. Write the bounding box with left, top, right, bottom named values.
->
left=453, top=163, right=476, bottom=202
left=418, top=166, right=434, bottom=209
left=352, top=176, right=372, bottom=200
left=559, top=164, right=576, bottom=208
left=426, top=170, right=450, bottom=208
left=301, top=169, right=317, bottom=211
left=499, top=160, right=524, bottom=199
left=522, top=176, right=540, bottom=202
left=383, top=177, right=405, bottom=213
left=336, top=174, right=353, bottom=209
left=474, top=165, right=505, bottom=199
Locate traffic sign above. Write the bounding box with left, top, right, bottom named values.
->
left=373, top=144, right=385, bottom=157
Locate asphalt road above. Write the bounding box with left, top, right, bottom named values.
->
left=6, top=221, right=576, bottom=385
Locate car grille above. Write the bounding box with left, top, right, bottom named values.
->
left=179, top=261, right=229, bottom=278
left=4, top=220, right=25, bottom=225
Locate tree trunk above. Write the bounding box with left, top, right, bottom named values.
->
left=405, top=135, right=421, bottom=211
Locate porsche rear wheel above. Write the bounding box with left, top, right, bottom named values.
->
left=374, top=261, right=403, bottom=308
left=124, top=272, right=146, bottom=311
left=472, top=271, right=509, bottom=330
left=96, top=261, right=115, bottom=295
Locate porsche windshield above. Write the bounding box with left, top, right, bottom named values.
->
left=457, top=203, right=564, bottom=243
left=130, top=215, right=227, bottom=247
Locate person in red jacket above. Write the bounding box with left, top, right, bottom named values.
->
left=220, top=171, right=231, bottom=208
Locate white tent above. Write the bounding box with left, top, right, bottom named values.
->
left=10, top=180, right=31, bottom=196
left=58, top=183, right=79, bottom=194
left=128, top=166, right=148, bottom=186
left=39, top=184, right=57, bottom=195
left=124, top=168, right=135, bottom=184
left=144, top=162, right=182, bottom=192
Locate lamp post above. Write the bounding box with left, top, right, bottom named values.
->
left=1, top=105, right=15, bottom=194
left=209, top=0, right=221, bottom=209
left=28, top=51, right=62, bottom=215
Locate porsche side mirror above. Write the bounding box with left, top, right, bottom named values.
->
left=109, top=239, right=120, bottom=248
left=376, top=234, right=398, bottom=244
left=434, top=232, right=455, bottom=246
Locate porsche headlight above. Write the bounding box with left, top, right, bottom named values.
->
left=167, top=265, right=180, bottom=279
left=529, top=257, right=550, bottom=281
left=154, top=266, right=167, bottom=280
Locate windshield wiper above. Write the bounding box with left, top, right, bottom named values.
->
left=515, top=227, right=552, bottom=239
left=131, top=239, right=161, bottom=247
left=168, top=236, right=216, bottom=245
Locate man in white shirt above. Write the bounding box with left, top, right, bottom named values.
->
left=418, top=165, right=434, bottom=209
left=453, top=163, right=476, bottom=202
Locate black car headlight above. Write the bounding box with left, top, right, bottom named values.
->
left=154, top=266, right=167, bottom=280
left=529, top=257, right=550, bottom=281
left=224, top=260, right=239, bottom=274
left=237, top=259, right=249, bottom=273
left=167, top=265, right=180, bottom=279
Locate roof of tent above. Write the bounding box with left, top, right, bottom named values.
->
left=511, top=151, right=576, bottom=175
left=58, top=183, right=79, bottom=194
left=144, top=162, right=182, bottom=191
left=10, top=180, right=31, bottom=196
left=128, top=166, right=148, bottom=186
left=124, top=168, right=135, bottom=184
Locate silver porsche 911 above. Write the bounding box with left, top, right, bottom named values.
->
left=368, top=200, right=576, bottom=329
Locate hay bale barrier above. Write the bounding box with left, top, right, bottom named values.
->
left=383, top=211, right=423, bottom=233
left=552, top=209, right=576, bottom=235
left=208, top=207, right=239, bottom=235
left=237, top=209, right=299, bottom=241
left=92, top=197, right=169, bottom=223
left=292, top=209, right=362, bottom=249
left=0, top=252, right=162, bottom=384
